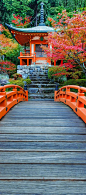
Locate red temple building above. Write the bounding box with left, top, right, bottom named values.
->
left=6, top=3, right=62, bottom=66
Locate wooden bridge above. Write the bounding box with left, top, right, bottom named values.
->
left=0, top=85, right=86, bottom=194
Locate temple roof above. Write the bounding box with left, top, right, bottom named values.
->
left=5, top=2, right=55, bottom=34
left=5, top=23, right=55, bottom=33
left=5, top=3, right=56, bottom=46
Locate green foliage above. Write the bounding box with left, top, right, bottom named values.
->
left=25, top=77, right=31, bottom=84
left=48, top=66, right=67, bottom=83
left=48, top=66, right=82, bottom=83
left=1, top=25, right=21, bottom=65
left=63, top=79, right=86, bottom=87
left=1, top=0, right=33, bottom=25
left=9, top=77, right=31, bottom=88
left=9, top=78, right=24, bottom=88
left=48, top=67, right=58, bottom=79
left=0, top=0, right=12, bottom=25
left=5, top=44, right=20, bottom=65
left=1, top=0, right=86, bottom=26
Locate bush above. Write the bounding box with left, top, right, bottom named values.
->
left=48, top=67, right=67, bottom=83
left=12, top=73, right=22, bottom=80
left=48, top=67, right=58, bottom=80
left=62, top=79, right=86, bottom=87
left=9, top=77, right=31, bottom=88
left=9, top=79, right=24, bottom=88
left=5, top=44, right=20, bottom=65
left=24, top=77, right=31, bottom=84
left=0, top=60, right=16, bottom=77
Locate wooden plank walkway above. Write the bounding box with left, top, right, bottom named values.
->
left=0, top=100, right=86, bottom=194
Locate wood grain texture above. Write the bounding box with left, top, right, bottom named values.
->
left=0, top=100, right=86, bottom=194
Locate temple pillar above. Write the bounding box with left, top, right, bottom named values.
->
left=31, top=44, right=35, bottom=64
left=31, top=44, right=34, bottom=55
left=30, top=43, right=32, bottom=55
left=20, top=58, right=22, bottom=65
left=27, top=58, right=29, bottom=66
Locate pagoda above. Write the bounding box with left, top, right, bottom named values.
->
left=6, top=3, right=61, bottom=66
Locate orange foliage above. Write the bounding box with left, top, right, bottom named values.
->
left=0, top=24, right=18, bottom=55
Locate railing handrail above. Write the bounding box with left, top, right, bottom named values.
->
left=57, top=85, right=86, bottom=92
left=54, top=85, right=86, bottom=123
left=0, top=84, right=28, bottom=119
left=0, top=84, right=25, bottom=92
left=20, top=52, right=35, bottom=57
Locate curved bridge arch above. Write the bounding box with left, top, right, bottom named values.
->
left=54, top=85, right=86, bottom=123
left=0, top=85, right=28, bottom=119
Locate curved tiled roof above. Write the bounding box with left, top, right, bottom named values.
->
left=5, top=23, right=55, bottom=33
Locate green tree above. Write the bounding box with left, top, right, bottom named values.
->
left=1, top=0, right=33, bottom=25
left=1, top=0, right=86, bottom=26
left=0, top=0, right=12, bottom=25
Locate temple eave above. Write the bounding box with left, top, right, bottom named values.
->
left=5, top=23, right=55, bottom=33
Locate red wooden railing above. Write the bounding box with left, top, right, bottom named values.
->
left=19, top=52, right=36, bottom=65
left=0, top=85, right=28, bottom=119
left=20, top=52, right=34, bottom=57
left=54, top=85, right=86, bottom=123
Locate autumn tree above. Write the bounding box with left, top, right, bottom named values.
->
left=11, top=14, right=31, bottom=28
left=0, top=25, right=18, bottom=75
left=43, top=10, right=86, bottom=78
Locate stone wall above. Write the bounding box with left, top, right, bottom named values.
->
left=17, top=65, right=51, bottom=79
left=17, top=65, right=29, bottom=79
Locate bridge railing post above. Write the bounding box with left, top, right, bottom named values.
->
left=76, top=86, right=85, bottom=108
left=54, top=83, right=59, bottom=101
left=25, top=90, right=28, bottom=101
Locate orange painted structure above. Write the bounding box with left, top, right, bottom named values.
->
left=5, top=24, right=63, bottom=66
left=6, top=3, right=63, bottom=66
left=6, top=26, right=52, bottom=65
left=54, top=85, right=86, bottom=123
left=0, top=85, right=28, bottom=119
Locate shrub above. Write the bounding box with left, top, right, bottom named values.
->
left=62, top=79, right=86, bottom=87
left=48, top=67, right=58, bottom=80
left=12, top=73, right=22, bottom=80
left=48, top=67, right=67, bottom=83
left=9, top=77, right=31, bottom=88
left=0, top=60, right=16, bottom=77
left=24, top=77, right=31, bottom=84
left=9, top=79, right=24, bottom=88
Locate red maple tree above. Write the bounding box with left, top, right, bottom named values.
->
left=0, top=60, right=16, bottom=76
left=0, top=25, right=16, bottom=76
left=12, top=14, right=31, bottom=28
left=42, top=10, right=86, bottom=78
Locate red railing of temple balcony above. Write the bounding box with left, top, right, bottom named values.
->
left=54, top=85, right=86, bottom=123
left=0, top=85, right=28, bottom=119
left=20, top=52, right=35, bottom=57
left=19, top=52, right=36, bottom=65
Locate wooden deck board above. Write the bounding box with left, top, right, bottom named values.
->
left=0, top=151, right=86, bottom=164
left=0, top=142, right=86, bottom=150
left=0, top=100, right=86, bottom=194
